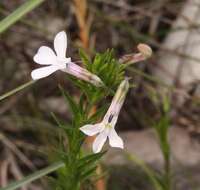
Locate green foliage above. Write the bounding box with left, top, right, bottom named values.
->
left=50, top=118, right=105, bottom=189
left=59, top=85, right=84, bottom=125
left=50, top=97, right=105, bottom=189
left=65, top=49, right=126, bottom=119
left=80, top=49, right=125, bottom=88
left=50, top=50, right=120, bottom=188
left=48, top=49, right=126, bottom=189
left=154, top=115, right=170, bottom=159
left=153, top=96, right=171, bottom=190
left=2, top=48, right=128, bottom=190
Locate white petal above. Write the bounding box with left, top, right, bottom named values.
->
left=92, top=129, right=108, bottom=153
left=31, top=65, right=59, bottom=80
left=108, top=128, right=124, bottom=149
left=33, top=46, right=57, bottom=65
left=80, top=123, right=104, bottom=136
left=54, top=31, right=67, bottom=58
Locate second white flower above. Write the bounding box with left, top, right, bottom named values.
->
left=80, top=78, right=129, bottom=153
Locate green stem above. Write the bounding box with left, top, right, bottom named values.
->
left=163, top=149, right=171, bottom=190
left=65, top=127, right=82, bottom=189
left=0, top=80, right=35, bottom=101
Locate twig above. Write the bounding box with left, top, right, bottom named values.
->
left=0, top=133, right=36, bottom=171
left=73, top=0, right=91, bottom=49
left=9, top=152, right=28, bottom=190
left=0, top=156, right=10, bottom=187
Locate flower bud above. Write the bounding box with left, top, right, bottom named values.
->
left=137, top=43, right=152, bottom=59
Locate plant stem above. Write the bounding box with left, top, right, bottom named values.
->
left=0, top=80, right=35, bottom=101
left=163, top=148, right=171, bottom=190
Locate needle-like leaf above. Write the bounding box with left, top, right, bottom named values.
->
left=1, top=161, right=65, bottom=190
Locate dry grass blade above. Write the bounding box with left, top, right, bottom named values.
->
left=73, top=0, right=90, bottom=49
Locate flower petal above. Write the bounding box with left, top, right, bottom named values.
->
left=54, top=31, right=67, bottom=58
left=62, top=62, right=104, bottom=87
left=80, top=123, right=104, bottom=136
left=103, top=79, right=129, bottom=124
left=31, top=65, right=59, bottom=80
left=92, top=129, right=108, bottom=153
left=33, top=46, right=57, bottom=65
left=108, top=128, right=124, bottom=149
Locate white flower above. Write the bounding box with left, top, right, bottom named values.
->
left=31, top=31, right=70, bottom=79
left=31, top=31, right=103, bottom=87
left=80, top=78, right=129, bottom=153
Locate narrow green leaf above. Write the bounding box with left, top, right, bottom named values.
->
left=0, top=80, right=35, bottom=101
left=1, top=161, right=65, bottom=190
left=78, top=152, right=105, bottom=170
left=92, top=54, right=102, bottom=72
left=51, top=112, right=73, bottom=140
left=79, top=49, right=91, bottom=68
left=78, top=93, right=86, bottom=115
left=51, top=112, right=71, bottom=130
left=80, top=166, right=97, bottom=181
left=0, top=0, right=45, bottom=34
left=59, top=85, right=79, bottom=117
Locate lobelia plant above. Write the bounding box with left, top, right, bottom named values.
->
left=52, top=79, right=129, bottom=190
left=1, top=30, right=152, bottom=190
